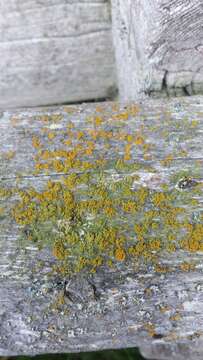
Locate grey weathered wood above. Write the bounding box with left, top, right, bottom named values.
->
left=111, top=0, right=203, bottom=101
left=1, top=96, right=203, bottom=359
left=0, top=0, right=117, bottom=108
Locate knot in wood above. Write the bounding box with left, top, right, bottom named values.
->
left=177, top=177, right=198, bottom=190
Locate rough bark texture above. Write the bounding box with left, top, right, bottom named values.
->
left=1, top=96, right=203, bottom=359
left=111, top=0, right=203, bottom=101
left=0, top=0, right=117, bottom=108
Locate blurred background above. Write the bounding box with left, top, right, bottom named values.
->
left=0, top=348, right=145, bottom=360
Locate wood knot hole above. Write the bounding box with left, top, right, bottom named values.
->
left=177, top=176, right=198, bottom=190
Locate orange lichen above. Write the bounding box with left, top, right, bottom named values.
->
left=112, top=112, right=129, bottom=121
left=63, top=106, right=76, bottom=114
left=148, top=239, right=161, bottom=251
left=161, top=154, right=174, bottom=167
left=52, top=241, right=66, bottom=260
left=122, top=200, right=138, bottom=213
left=179, top=262, right=195, bottom=272
left=32, top=136, right=42, bottom=149
left=170, top=313, right=181, bottom=321
left=135, top=135, right=144, bottom=146
left=144, top=323, right=156, bottom=338
left=94, top=116, right=103, bottom=126
left=4, top=104, right=203, bottom=278
left=159, top=305, right=171, bottom=313
left=152, top=192, right=167, bottom=208
left=115, top=248, right=126, bottom=261
left=47, top=132, right=56, bottom=140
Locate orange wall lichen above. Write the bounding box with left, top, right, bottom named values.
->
left=1, top=105, right=202, bottom=276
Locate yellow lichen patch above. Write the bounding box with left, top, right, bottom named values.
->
left=169, top=312, right=181, bottom=321
left=159, top=305, right=171, bottom=313
left=126, top=134, right=133, bottom=143
left=94, top=116, right=103, bottom=126
left=144, top=323, right=156, bottom=338
left=179, top=262, right=195, bottom=272
left=135, top=135, right=144, bottom=146
left=148, top=239, right=161, bottom=251
left=167, top=243, right=176, bottom=252
left=124, top=144, right=132, bottom=161
left=115, top=247, right=126, bottom=261
left=35, top=162, right=49, bottom=172
left=155, top=264, right=170, bottom=273
left=52, top=240, right=66, bottom=260
left=64, top=139, right=72, bottom=146
left=63, top=106, right=76, bottom=113
left=181, top=224, right=203, bottom=252
left=161, top=154, right=174, bottom=167
left=84, top=141, right=95, bottom=156
left=52, top=160, right=65, bottom=173
left=191, top=120, right=199, bottom=128
left=47, top=132, right=56, bottom=141
left=0, top=187, right=13, bottom=198
left=76, top=131, right=84, bottom=140
left=50, top=114, right=63, bottom=123
left=32, top=136, right=42, bottom=149
left=112, top=112, right=129, bottom=121
left=134, top=224, right=143, bottom=235
left=136, top=187, right=149, bottom=205
left=89, top=130, right=100, bottom=141
left=152, top=192, right=167, bottom=208
left=4, top=106, right=203, bottom=278
left=95, top=105, right=104, bottom=113
left=4, top=150, right=15, bottom=160
left=104, top=206, right=116, bottom=217
left=122, top=200, right=138, bottom=213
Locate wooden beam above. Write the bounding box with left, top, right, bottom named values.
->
left=1, top=96, right=203, bottom=359
left=111, top=0, right=203, bottom=101
left=0, top=0, right=117, bottom=108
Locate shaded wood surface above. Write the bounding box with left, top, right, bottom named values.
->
left=112, top=0, right=203, bottom=101
left=1, top=97, right=203, bottom=359
left=0, top=0, right=116, bottom=108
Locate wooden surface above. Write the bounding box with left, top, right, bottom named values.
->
left=0, top=0, right=117, bottom=108
left=1, top=96, right=203, bottom=359
left=111, top=0, right=203, bottom=101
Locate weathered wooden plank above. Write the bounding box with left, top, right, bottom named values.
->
left=1, top=96, right=203, bottom=359
left=0, top=0, right=117, bottom=108
left=111, top=0, right=203, bottom=101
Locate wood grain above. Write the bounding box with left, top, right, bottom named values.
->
left=1, top=96, right=203, bottom=359
left=0, top=0, right=117, bottom=108
left=111, top=0, right=203, bottom=101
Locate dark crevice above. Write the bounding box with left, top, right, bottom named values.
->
left=0, top=90, right=118, bottom=111
left=182, top=85, right=191, bottom=96
left=161, top=70, right=168, bottom=96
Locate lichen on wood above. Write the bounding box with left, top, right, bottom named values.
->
left=1, top=97, right=203, bottom=359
